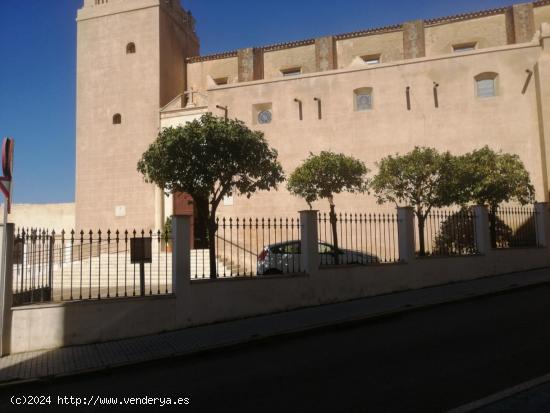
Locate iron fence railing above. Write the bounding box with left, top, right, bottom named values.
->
left=317, top=212, right=400, bottom=266
left=416, top=209, right=479, bottom=257
left=193, top=217, right=303, bottom=279
left=12, top=228, right=172, bottom=306
left=492, top=206, right=539, bottom=248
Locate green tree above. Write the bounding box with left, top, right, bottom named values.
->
left=457, top=146, right=535, bottom=247
left=137, top=113, right=285, bottom=278
left=370, top=147, right=459, bottom=256
left=287, top=151, right=370, bottom=263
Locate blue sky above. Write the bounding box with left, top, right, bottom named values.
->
left=0, top=0, right=516, bottom=203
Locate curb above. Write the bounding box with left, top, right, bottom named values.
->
left=2, top=273, right=550, bottom=390
left=446, top=372, right=550, bottom=413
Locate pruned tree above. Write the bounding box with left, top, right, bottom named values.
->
left=370, top=147, right=459, bottom=256
left=287, top=151, right=370, bottom=263
left=137, top=113, right=285, bottom=278
left=457, top=146, right=535, bottom=247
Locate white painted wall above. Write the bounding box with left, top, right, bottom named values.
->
left=1, top=203, right=75, bottom=232
left=9, top=245, right=550, bottom=354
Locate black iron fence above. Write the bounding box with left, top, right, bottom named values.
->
left=193, top=217, right=303, bottom=278
left=416, top=209, right=479, bottom=257
left=12, top=228, right=172, bottom=306
left=317, top=212, right=400, bottom=266
left=492, top=206, right=539, bottom=248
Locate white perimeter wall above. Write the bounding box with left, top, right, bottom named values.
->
left=2, top=203, right=75, bottom=232
left=10, top=246, right=550, bottom=354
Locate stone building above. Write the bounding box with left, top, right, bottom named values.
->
left=76, top=0, right=550, bottom=231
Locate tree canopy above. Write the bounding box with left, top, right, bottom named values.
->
left=138, top=113, right=285, bottom=277
left=457, top=146, right=535, bottom=210
left=456, top=146, right=535, bottom=248
left=370, top=146, right=458, bottom=212
left=370, top=147, right=459, bottom=255
left=287, top=151, right=370, bottom=209
left=287, top=151, right=369, bottom=263
left=138, top=113, right=284, bottom=205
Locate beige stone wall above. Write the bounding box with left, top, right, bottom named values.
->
left=263, top=45, right=316, bottom=78
left=76, top=0, right=198, bottom=232
left=203, top=43, right=546, bottom=218
left=336, top=31, right=403, bottom=68
left=76, top=3, right=160, bottom=232
left=186, top=2, right=550, bottom=93
left=425, top=15, right=509, bottom=57
left=76, top=0, right=550, bottom=231
left=2, top=203, right=75, bottom=232
left=535, top=4, right=550, bottom=29
left=159, top=8, right=199, bottom=108
left=187, top=57, right=239, bottom=93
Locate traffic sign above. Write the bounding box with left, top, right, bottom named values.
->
left=0, top=138, right=13, bottom=213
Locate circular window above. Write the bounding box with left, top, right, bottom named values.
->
left=258, top=110, right=272, bottom=124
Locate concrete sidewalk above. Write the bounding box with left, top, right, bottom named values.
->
left=1, top=267, right=550, bottom=387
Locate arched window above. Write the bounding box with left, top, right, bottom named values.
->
left=113, top=113, right=122, bottom=125
left=475, top=72, right=498, bottom=98
left=354, top=87, right=373, bottom=111
left=126, top=42, right=136, bottom=54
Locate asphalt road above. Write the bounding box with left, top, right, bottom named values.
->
left=3, top=283, right=550, bottom=412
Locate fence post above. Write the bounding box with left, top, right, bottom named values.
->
left=535, top=202, right=550, bottom=247
left=471, top=205, right=491, bottom=255
left=299, top=210, right=319, bottom=275
left=173, top=215, right=191, bottom=328
left=0, top=223, right=14, bottom=357
left=172, top=215, right=191, bottom=295
left=397, top=207, right=415, bottom=263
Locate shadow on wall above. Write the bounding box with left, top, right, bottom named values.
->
left=433, top=209, right=538, bottom=254
left=1, top=296, right=179, bottom=382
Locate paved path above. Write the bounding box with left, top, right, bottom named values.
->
left=1, top=267, right=550, bottom=386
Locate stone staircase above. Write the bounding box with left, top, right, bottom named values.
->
left=13, top=250, right=235, bottom=299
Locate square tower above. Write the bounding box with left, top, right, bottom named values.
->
left=75, top=0, right=199, bottom=231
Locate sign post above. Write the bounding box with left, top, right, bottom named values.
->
left=130, top=235, right=152, bottom=296
left=0, top=137, right=13, bottom=356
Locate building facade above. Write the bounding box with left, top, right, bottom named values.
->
left=76, top=0, right=550, bottom=231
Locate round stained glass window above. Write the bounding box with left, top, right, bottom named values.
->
left=258, top=110, right=272, bottom=124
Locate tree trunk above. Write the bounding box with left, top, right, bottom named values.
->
left=329, top=204, right=339, bottom=265
left=418, top=216, right=426, bottom=256
left=194, top=196, right=210, bottom=249
left=207, top=214, right=218, bottom=279
left=489, top=205, right=497, bottom=249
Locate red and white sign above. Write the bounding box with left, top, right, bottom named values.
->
left=0, top=138, right=14, bottom=213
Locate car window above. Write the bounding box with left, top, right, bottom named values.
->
left=271, top=242, right=301, bottom=254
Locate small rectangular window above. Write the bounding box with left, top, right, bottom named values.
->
left=477, top=79, right=496, bottom=97
left=361, top=54, right=381, bottom=65
left=213, top=77, right=228, bottom=86
left=453, top=43, right=477, bottom=53
left=281, top=67, right=301, bottom=77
